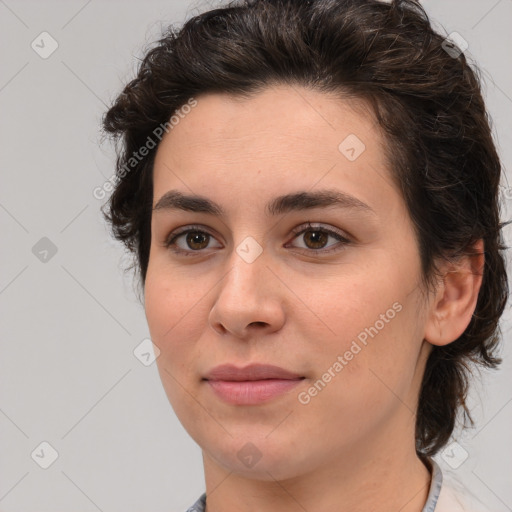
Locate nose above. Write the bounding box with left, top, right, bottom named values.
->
left=208, top=246, right=286, bottom=339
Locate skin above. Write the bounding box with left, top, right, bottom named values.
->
left=143, top=84, right=484, bottom=512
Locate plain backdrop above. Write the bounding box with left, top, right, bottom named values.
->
left=1, top=0, right=511, bottom=511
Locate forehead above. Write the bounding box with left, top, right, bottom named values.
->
left=152, top=85, right=399, bottom=218
left=157, top=85, right=380, bottom=156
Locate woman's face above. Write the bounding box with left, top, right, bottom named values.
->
left=144, top=85, right=433, bottom=480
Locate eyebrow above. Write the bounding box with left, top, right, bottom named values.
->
left=152, top=189, right=376, bottom=217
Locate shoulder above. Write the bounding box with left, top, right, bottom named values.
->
left=434, top=469, right=491, bottom=512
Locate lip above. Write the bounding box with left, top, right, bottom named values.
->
left=204, top=363, right=303, bottom=381
left=203, top=363, right=305, bottom=405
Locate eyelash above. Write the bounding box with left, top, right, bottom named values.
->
left=163, top=222, right=352, bottom=257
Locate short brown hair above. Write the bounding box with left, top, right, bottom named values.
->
left=101, top=0, right=509, bottom=456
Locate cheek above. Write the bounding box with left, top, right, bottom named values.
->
left=296, top=321, right=418, bottom=449
left=144, top=272, right=205, bottom=387
left=144, top=273, right=208, bottom=428
left=298, top=265, right=422, bottom=413
left=300, top=267, right=403, bottom=356
left=144, top=267, right=201, bottom=340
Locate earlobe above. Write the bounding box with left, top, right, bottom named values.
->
left=424, top=239, right=485, bottom=347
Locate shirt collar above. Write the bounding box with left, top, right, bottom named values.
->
left=422, top=458, right=444, bottom=512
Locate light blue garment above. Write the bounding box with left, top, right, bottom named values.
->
left=185, top=459, right=443, bottom=512
left=185, top=492, right=206, bottom=512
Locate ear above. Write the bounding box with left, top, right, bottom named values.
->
left=423, top=239, right=485, bottom=347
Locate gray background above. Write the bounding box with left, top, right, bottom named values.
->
left=1, top=0, right=511, bottom=511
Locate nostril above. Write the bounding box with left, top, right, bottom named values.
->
left=249, top=321, right=267, bottom=328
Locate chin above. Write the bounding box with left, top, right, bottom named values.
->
left=203, top=433, right=310, bottom=481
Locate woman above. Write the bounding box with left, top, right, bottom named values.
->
left=101, top=0, right=509, bottom=510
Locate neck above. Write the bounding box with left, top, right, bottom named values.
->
left=201, top=416, right=431, bottom=512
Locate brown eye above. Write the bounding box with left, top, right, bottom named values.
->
left=164, top=225, right=222, bottom=256
left=301, top=229, right=329, bottom=249
left=288, top=222, right=351, bottom=255
left=184, top=231, right=210, bottom=250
